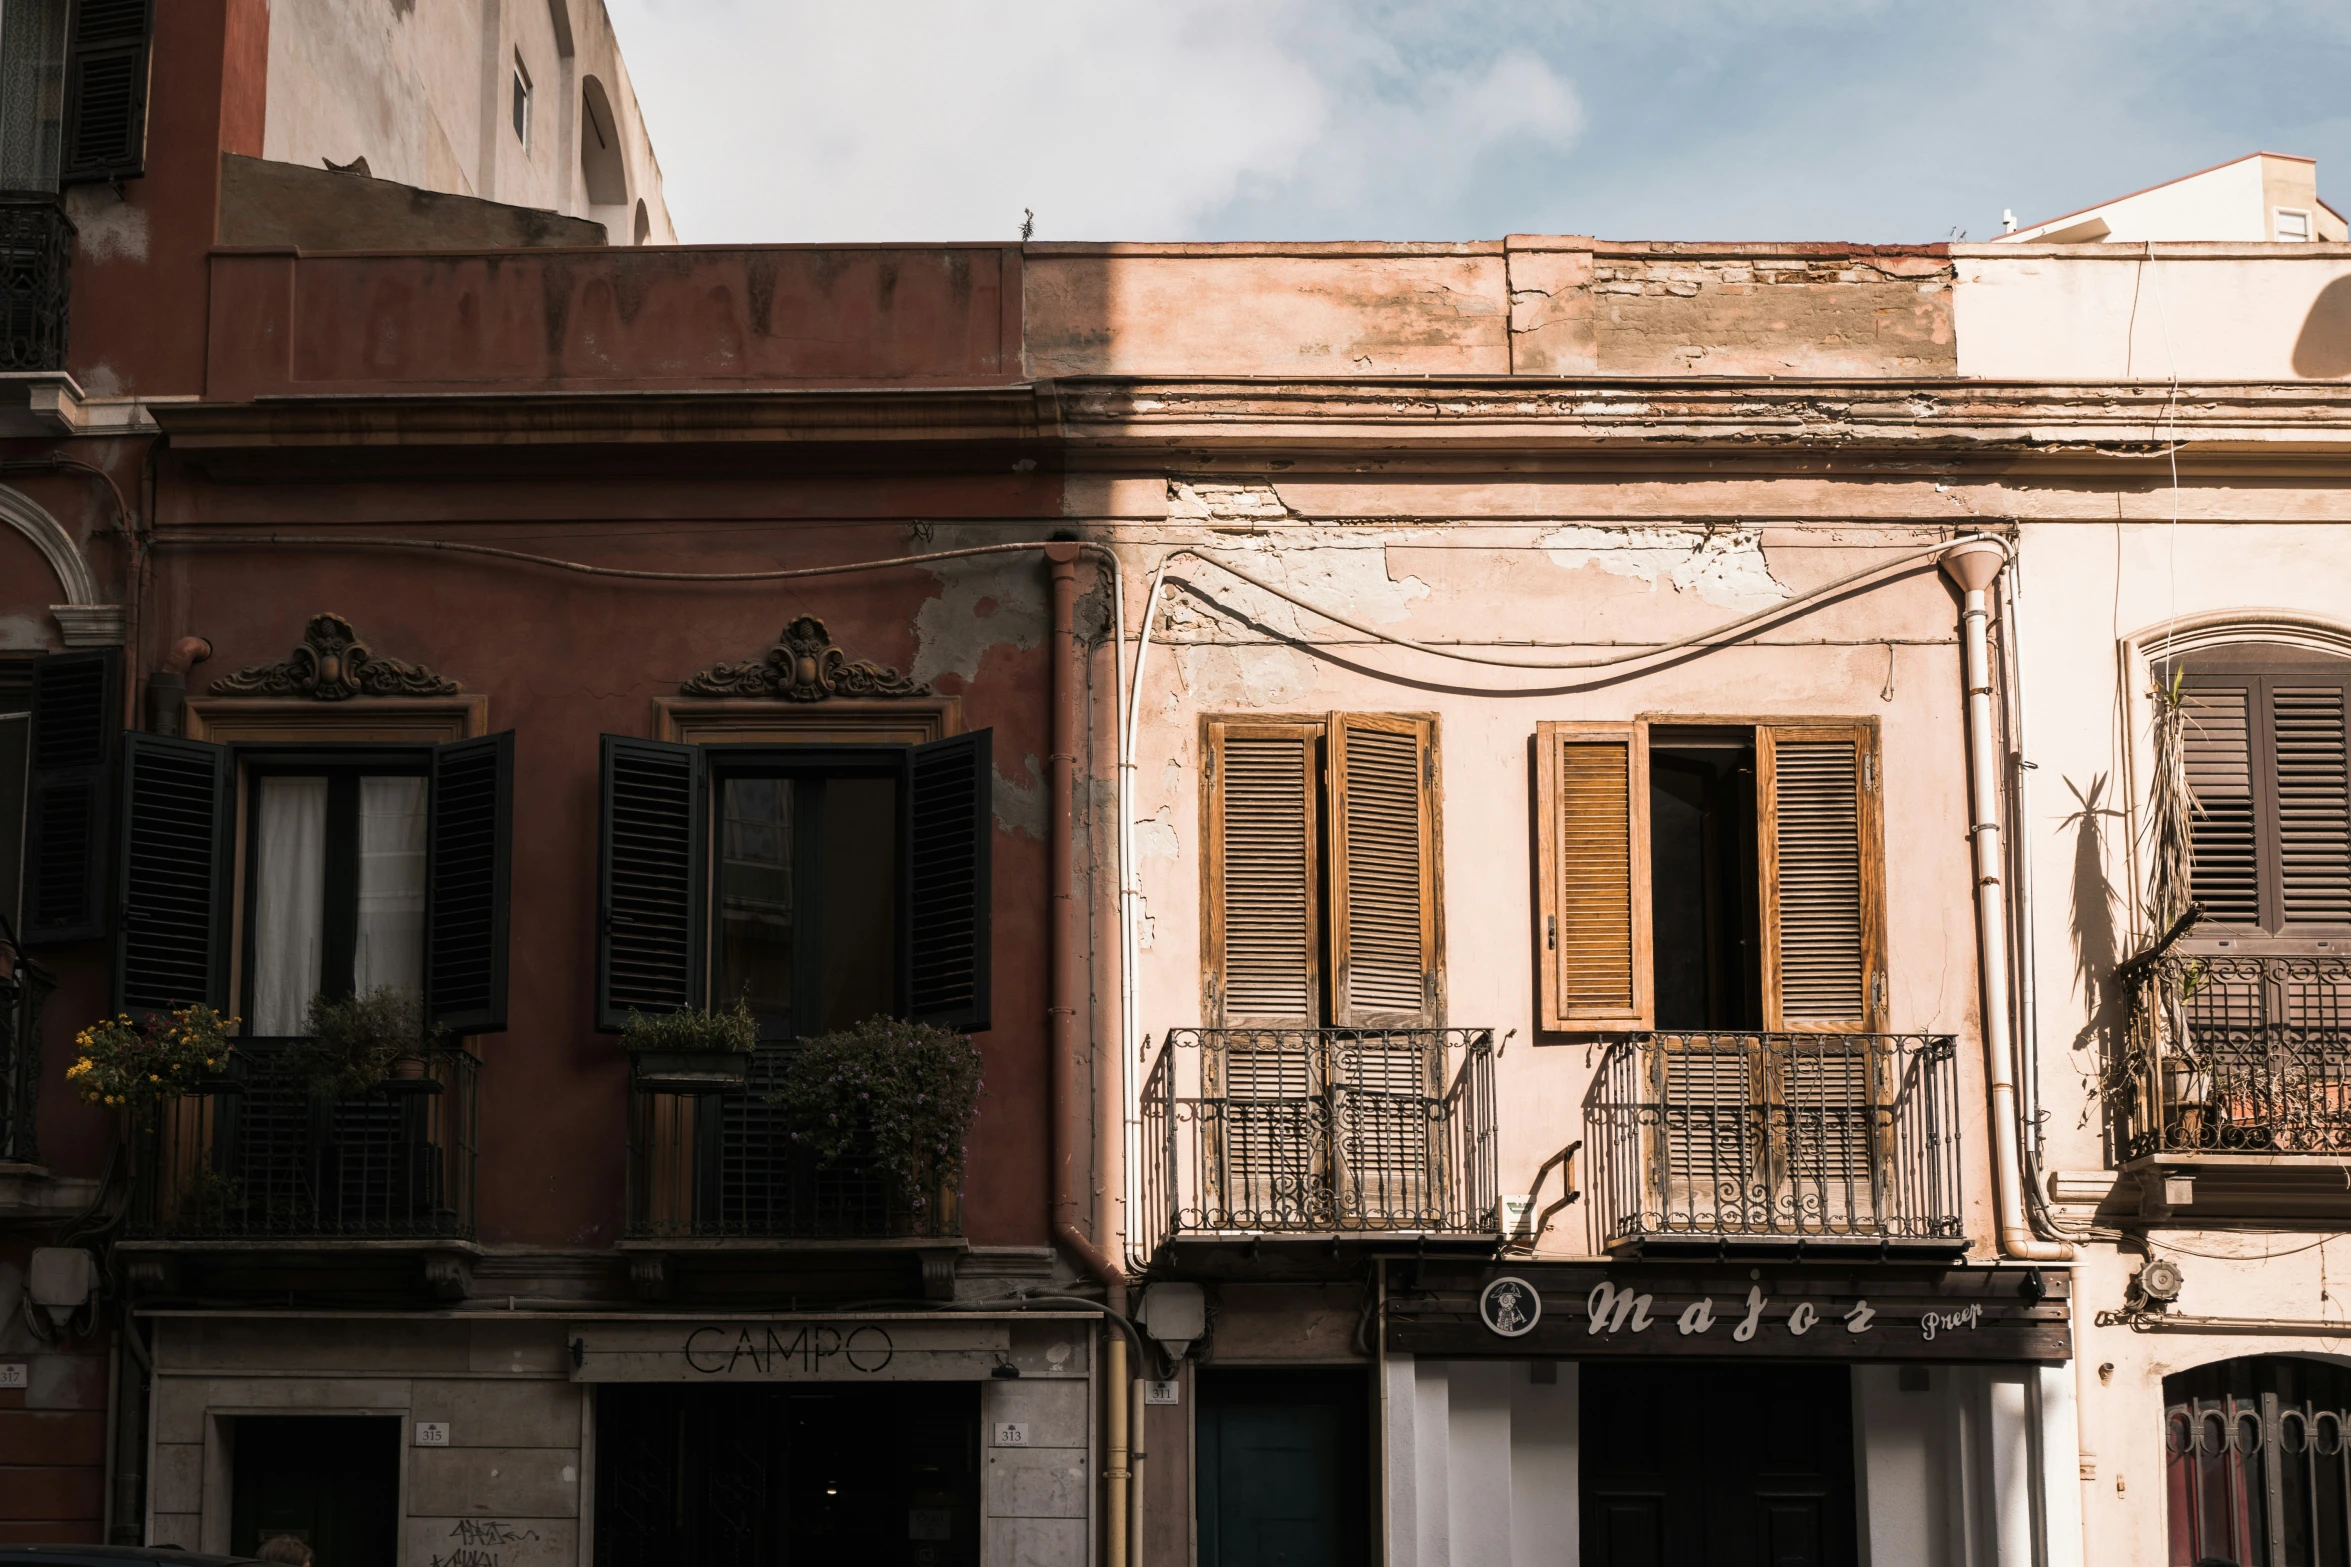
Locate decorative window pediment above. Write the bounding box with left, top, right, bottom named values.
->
left=210, top=613, right=459, bottom=701
left=681, top=616, right=925, bottom=701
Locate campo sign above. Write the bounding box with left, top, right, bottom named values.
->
left=571, top=1317, right=1016, bottom=1382
left=1387, top=1263, right=2070, bottom=1362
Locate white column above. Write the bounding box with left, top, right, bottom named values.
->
left=1989, top=1372, right=2037, bottom=1567
left=1509, top=1364, right=1577, bottom=1567
left=1445, top=1362, right=1514, bottom=1567
left=1385, top=1355, right=1424, bottom=1567
left=2035, top=1365, right=2083, bottom=1567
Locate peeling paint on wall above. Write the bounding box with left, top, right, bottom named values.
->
left=0, top=614, right=56, bottom=649
left=1133, top=805, right=1179, bottom=861
left=1176, top=643, right=1321, bottom=709
left=1159, top=538, right=1431, bottom=641
left=992, top=755, right=1046, bottom=840
left=1536, top=524, right=1790, bottom=606
left=912, top=556, right=1046, bottom=686
left=1167, top=478, right=1296, bottom=524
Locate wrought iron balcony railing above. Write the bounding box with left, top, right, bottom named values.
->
left=2125, top=953, right=2351, bottom=1158
left=0, top=198, right=70, bottom=372
left=1136, top=1028, right=1499, bottom=1263
left=1584, top=1032, right=1964, bottom=1252
left=128, top=1040, right=478, bottom=1241
left=0, top=934, right=54, bottom=1164
left=626, top=1041, right=958, bottom=1241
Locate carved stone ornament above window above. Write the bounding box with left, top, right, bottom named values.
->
left=681, top=616, right=926, bottom=701
left=209, top=613, right=460, bottom=701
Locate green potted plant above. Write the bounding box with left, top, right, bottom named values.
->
left=621, top=999, right=758, bottom=1091
left=770, top=1016, right=984, bottom=1227
left=297, top=987, right=442, bottom=1098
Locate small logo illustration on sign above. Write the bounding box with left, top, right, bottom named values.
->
left=413, top=1421, right=450, bottom=1447
left=1480, top=1276, right=1541, bottom=1338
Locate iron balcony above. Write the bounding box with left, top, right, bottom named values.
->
left=1584, top=1031, right=1965, bottom=1254
left=1136, top=1027, right=1500, bottom=1264
left=128, top=1039, right=477, bottom=1241
left=0, top=197, right=70, bottom=372
left=626, top=1041, right=959, bottom=1241
left=2126, top=953, right=2351, bottom=1158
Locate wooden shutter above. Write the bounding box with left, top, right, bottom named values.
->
left=596, top=735, right=705, bottom=1030
left=904, top=728, right=992, bottom=1032
left=60, top=0, right=153, bottom=184
left=1535, top=720, right=1652, bottom=1031
left=1328, top=713, right=1438, bottom=1028
left=112, top=733, right=230, bottom=1014
left=1758, top=723, right=1884, bottom=1032
left=2271, top=681, right=2351, bottom=928
left=21, top=647, right=119, bottom=945
left=1203, top=720, right=1320, bottom=1027
left=2181, top=679, right=2261, bottom=930
left=426, top=731, right=514, bottom=1034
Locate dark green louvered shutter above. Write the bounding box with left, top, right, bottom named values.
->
left=427, top=731, right=514, bottom=1034
left=596, top=735, right=704, bottom=1031
left=112, top=733, right=230, bottom=1014
left=903, top=729, right=991, bottom=1031
left=60, top=0, right=153, bottom=185
left=22, top=647, right=119, bottom=946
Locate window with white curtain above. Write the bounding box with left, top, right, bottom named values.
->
left=246, top=766, right=429, bottom=1035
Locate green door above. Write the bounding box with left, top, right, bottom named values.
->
left=230, top=1415, right=401, bottom=1567
left=1198, top=1371, right=1368, bottom=1567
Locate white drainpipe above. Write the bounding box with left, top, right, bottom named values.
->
left=1939, top=539, right=2071, bottom=1264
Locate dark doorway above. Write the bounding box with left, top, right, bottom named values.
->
left=1197, top=1369, right=1369, bottom=1567
left=1649, top=728, right=1763, bottom=1030
left=594, top=1381, right=980, bottom=1567
left=1582, top=1361, right=1857, bottom=1567
left=229, top=1415, right=400, bottom=1567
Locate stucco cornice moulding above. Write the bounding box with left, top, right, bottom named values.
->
left=147, top=378, right=2351, bottom=457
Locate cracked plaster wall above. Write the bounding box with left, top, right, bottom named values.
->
left=1536, top=524, right=1791, bottom=607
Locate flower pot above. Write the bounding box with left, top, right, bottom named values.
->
left=630, top=1050, right=753, bottom=1093
left=391, top=1053, right=429, bottom=1080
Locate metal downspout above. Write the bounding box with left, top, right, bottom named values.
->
left=1939, top=540, right=2071, bottom=1265
left=1046, top=542, right=1131, bottom=1567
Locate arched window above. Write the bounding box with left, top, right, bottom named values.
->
left=578, top=76, right=626, bottom=207
left=2166, top=1355, right=2351, bottom=1566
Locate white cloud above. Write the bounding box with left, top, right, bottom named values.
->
left=603, top=0, right=1581, bottom=242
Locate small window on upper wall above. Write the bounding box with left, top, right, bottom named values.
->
left=2276, top=208, right=2314, bottom=243
left=511, top=55, right=532, bottom=147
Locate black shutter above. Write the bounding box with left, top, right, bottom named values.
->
left=903, top=729, right=991, bottom=1032
left=113, top=733, right=229, bottom=1014
left=426, top=731, right=514, bottom=1035
left=597, top=736, right=704, bottom=1031
left=60, top=0, right=154, bottom=185
left=22, top=647, right=119, bottom=946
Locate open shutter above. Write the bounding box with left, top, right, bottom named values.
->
left=21, top=648, right=119, bottom=945
left=1535, top=720, right=1652, bottom=1031
left=112, top=733, right=229, bottom=1013
left=1204, top=720, right=1320, bottom=1027
left=905, top=728, right=991, bottom=1031
left=1328, top=714, right=1438, bottom=1028
left=1758, top=723, right=1884, bottom=1032
left=2270, top=679, right=2351, bottom=929
left=426, top=731, right=514, bottom=1034
left=60, top=0, right=153, bottom=185
left=597, top=736, right=704, bottom=1030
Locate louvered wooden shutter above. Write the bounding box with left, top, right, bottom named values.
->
left=905, top=729, right=992, bottom=1031
left=22, top=647, right=119, bottom=945
left=1535, top=720, right=1652, bottom=1031
left=111, top=734, right=229, bottom=1014
left=1204, top=720, right=1320, bottom=1026
left=426, top=731, right=514, bottom=1034
left=1328, top=714, right=1438, bottom=1028
left=2271, top=682, right=2351, bottom=928
left=2181, top=679, right=2260, bottom=929
left=596, top=736, right=705, bottom=1030
left=1758, top=724, right=1884, bottom=1032
left=60, top=0, right=153, bottom=184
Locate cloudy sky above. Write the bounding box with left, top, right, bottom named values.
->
left=603, top=1, right=2351, bottom=246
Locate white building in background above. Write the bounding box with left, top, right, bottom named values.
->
left=1998, top=151, right=2346, bottom=244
